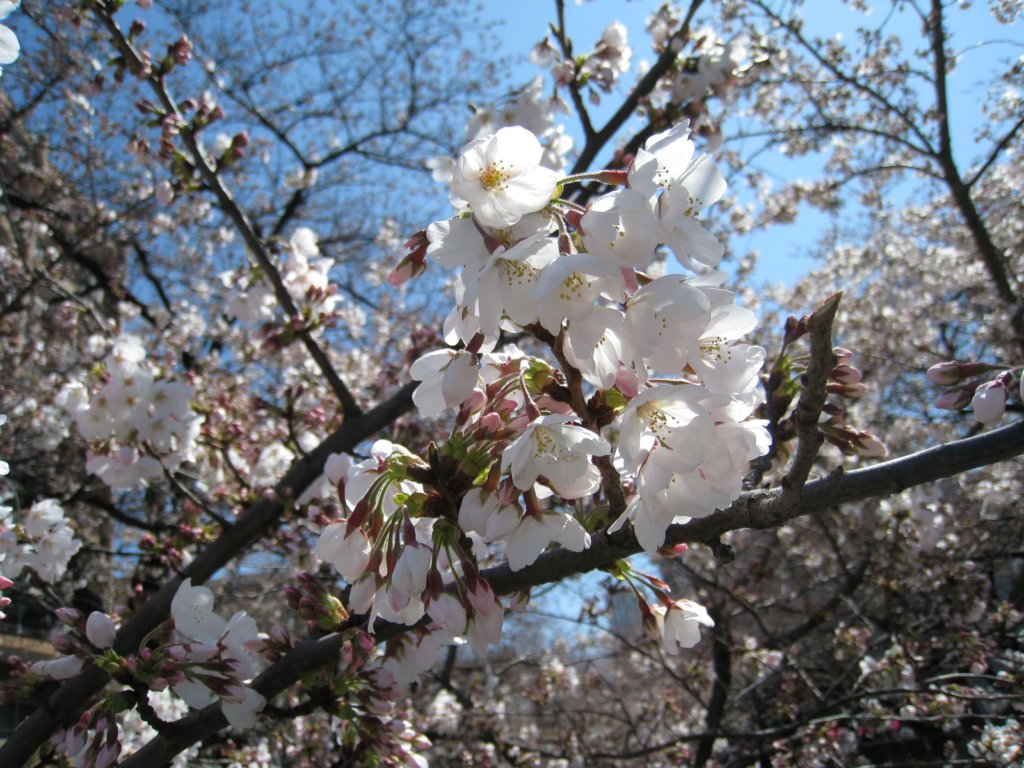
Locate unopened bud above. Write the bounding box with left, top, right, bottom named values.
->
left=829, top=364, right=862, bottom=385
left=169, top=35, right=193, bottom=66
left=55, top=607, right=83, bottom=626
left=971, top=378, right=1009, bottom=426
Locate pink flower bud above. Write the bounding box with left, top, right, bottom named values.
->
left=926, top=361, right=962, bottom=385
left=971, top=379, right=1008, bottom=426
left=149, top=676, right=169, bottom=691
left=165, top=644, right=189, bottom=661
left=829, top=364, right=862, bottom=385
left=51, top=634, right=76, bottom=654
left=55, top=607, right=83, bottom=626
left=934, top=386, right=971, bottom=410
left=86, top=612, right=117, bottom=649
left=94, top=738, right=121, bottom=768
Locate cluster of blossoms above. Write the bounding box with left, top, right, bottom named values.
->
left=21, top=579, right=265, bottom=766
left=323, top=118, right=768, bottom=684
left=646, top=6, right=754, bottom=142
left=57, top=335, right=200, bottom=490
left=219, top=226, right=340, bottom=326
left=531, top=21, right=633, bottom=104
left=927, top=360, right=1023, bottom=426
left=0, top=497, right=82, bottom=618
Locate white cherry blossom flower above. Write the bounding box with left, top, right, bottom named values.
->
left=450, top=126, right=559, bottom=228
left=410, top=349, right=481, bottom=417
left=501, top=413, right=610, bottom=497
left=660, top=598, right=714, bottom=653
left=460, top=232, right=559, bottom=343
left=171, top=579, right=226, bottom=644
left=506, top=510, right=591, bottom=571
left=616, top=383, right=716, bottom=472
left=564, top=306, right=642, bottom=389
left=625, top=276, right=712, bottom=374
left=426, top=593, right=467, bottom=636
left=467, top=580, right=504, bottom=652
left=626, top=122, right=728, bottom=272
left=533, top=252, right=623, bottom=334
left=315, top=522, right=371, bottom=582
left=580, top=189, right=660, bottom=269
left=425, top=215, right=490, bottom=271
left=389, top=543, right=432, bottom=610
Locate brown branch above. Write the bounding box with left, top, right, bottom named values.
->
left=694, top=607, right=731, bottom=767
left=763, top=292, right=841, bottom=514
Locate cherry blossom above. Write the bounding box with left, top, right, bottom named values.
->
left=409, top=349, right=481, bottom=417
left=505, top=510, right=591, bottom=571
left=449, top=126, right=559, bottom=228
left=659, top=598, right=715, bottom=654
left=501, top=413, right=611, bottom=497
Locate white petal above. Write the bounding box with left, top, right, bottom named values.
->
left=0, top=25, right=19, bottom=67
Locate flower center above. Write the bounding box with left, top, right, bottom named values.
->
left=479, top=162, right=511, bottom=191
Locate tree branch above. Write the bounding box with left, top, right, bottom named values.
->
left=95, top=6, right=363, bottom=418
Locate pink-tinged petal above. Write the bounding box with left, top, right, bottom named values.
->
left=468, top=601, right=503, bottom=654
left=426, top=593, right=467, bottom=635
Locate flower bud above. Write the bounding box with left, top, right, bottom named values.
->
left=86, top=612, right=117, bottom=649
left=934, top=386, right=972, bottom=410
left=55, top=607, right=83, bottom=626
left=926, top=361, right=962, bottom=385
left=971, top=378, right=1009, bottom=426
left=149, top=676, right=169, bottom=691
